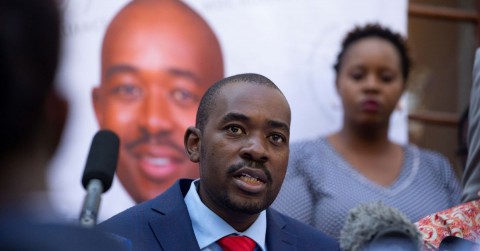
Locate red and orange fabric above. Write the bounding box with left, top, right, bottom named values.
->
left=415, top=199, right=480, bottom=250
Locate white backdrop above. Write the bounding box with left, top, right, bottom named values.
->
left=48, top=0, right=408, bottom=222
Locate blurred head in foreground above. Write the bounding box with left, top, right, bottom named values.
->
left=0, top=0, right=67, bottom=206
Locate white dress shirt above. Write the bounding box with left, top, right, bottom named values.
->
left=184, top=180, right=267, bottom=251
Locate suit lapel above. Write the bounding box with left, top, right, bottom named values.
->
left=148, top=179, right=201, bottom=251
left=265, top=209, right=298, bottom=251
left=143, top=181, right=299, bottom=251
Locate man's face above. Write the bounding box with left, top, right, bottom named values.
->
left=195, top=83, right=291, bottom=219
left=93, top=2, right=223, bottom=203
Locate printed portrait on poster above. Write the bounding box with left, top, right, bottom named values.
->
left=48, top=0, right=408, bottom=221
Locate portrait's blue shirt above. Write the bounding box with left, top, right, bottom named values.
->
left=184, top=179, right=266, bottom=251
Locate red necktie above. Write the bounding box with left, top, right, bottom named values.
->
left=217, top=235, right=256, bottom=251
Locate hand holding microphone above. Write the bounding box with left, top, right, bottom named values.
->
left=339, top=201, right=421, bottom=251
left=79, top=130, right=119, bottom=228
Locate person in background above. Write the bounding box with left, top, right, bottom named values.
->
left=272, top=23, right=461, bottom=239
left=462, top=48, right=480, bottom=203
left=415, top=48, right=480, bottom=251
left=98, top=73, right=338, bottom=250
left=0, top=0, right=127, bottom=250
left=92, top=0, right=224, bottom=203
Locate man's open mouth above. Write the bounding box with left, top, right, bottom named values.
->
left=237, top=173, right=265, bottom=185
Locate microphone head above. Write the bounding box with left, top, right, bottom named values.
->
left=81, top=130, right=119, bottom=192
left=339, top=201, right=421, bottom=251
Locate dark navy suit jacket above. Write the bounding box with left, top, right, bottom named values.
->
left=99, top=179, right=338, bottom=250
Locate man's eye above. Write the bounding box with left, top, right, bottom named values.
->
left=110, top=84, right=142, bottom=100
left=171, top=88, right=199, bottom=107
left=269, top=134, right=285, bottom=143
left=226, top=125, right=244, bottom=135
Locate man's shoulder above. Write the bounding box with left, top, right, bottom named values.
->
left=96, top=179, right=200, bottom=250
left=267, top=208, right=339, bottom=249
left=98, top=195, right=157, bottom=233
left=99, top=179, right=192, bottom=229
left=269, top=209, right=333, bottom=238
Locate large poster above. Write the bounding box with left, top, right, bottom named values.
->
left=48, top=0, right=408, bottom=222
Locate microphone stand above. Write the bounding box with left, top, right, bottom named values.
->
left=79, top=179, right=103, bottom=228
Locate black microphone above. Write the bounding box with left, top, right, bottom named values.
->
left=339, top=201, right=421, bottom=251
left=439, top=236, right=480, bottom=251
left=79, top=130, right=119, bottom=228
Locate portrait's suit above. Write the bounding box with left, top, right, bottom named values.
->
left=462, top=48, right=480, bottom=203
left=99, top=179, right=338, bottom=251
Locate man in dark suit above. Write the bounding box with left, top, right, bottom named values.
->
left=99, top=73, right=339, bottom=250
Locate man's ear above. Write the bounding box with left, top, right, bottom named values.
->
left=184, top=127, right=201, bottom=163
left=92, top=86, right=103, bottom=125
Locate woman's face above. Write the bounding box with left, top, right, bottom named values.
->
left=336, top=37, right=405, bottom=127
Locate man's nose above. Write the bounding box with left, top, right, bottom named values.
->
left=139, top=92, right=174, bottom=133
left=240, top=134, right=269, bottom=163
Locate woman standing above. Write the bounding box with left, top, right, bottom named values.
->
left=273, top=23, right=461, bottom=239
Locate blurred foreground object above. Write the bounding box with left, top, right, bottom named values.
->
left=340, top=201, right=421, bottom=251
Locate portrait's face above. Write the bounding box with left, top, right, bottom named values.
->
left=189, top=83, right=290, bottom=220
left=336, top=37, right=404, bottom=127
left=93, top=1, right=223, bottom=203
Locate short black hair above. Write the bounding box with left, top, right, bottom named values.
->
left=195, top=73, right=282, bottom=132
left=333, top=23, right=411, bottom=81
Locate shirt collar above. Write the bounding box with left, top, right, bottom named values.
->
left=184, top=179, right=267, bottom=250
